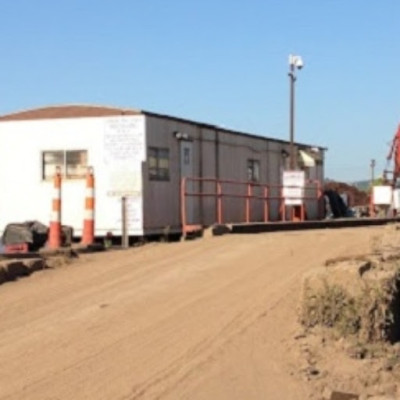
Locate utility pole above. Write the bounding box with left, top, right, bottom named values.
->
left=370, top=159, right=376, bottom=187
left=288, top=54, right=304, bottom=170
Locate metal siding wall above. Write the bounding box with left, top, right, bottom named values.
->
left=199, top=128, right=217, bottom=226
left=267, top=142, right=284, bottom=221
left=142, top=117, right=200, bottom=233
left=142, top=116, right=325, bottom=232
left=217, top=132, right=269, bottom=224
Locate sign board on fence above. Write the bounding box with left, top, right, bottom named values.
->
left=283, top=170, right=305, bottom=188
left=372, top=185, right=392, bottom=205
left=283, top=170, right=305, bottom=205
left=283, top=187, right=304, bottom=205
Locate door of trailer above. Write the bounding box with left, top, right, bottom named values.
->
left=180, top=140, right=195, bottom=224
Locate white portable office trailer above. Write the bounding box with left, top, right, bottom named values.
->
left=0, top=105, right=325, bottom=237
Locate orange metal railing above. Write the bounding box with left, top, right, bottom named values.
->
left=181, top=177, right=323, bottom=235
left=181, top=177, right=269, bottom=235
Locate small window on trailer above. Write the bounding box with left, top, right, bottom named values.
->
left=148, top=147, right=170, bottom=181
left=247, top=159, right=260, bottom=182
left=42, top=150, right=88, bottom=180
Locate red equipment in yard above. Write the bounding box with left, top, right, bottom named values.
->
left=383, top=124, right=400, bottom=188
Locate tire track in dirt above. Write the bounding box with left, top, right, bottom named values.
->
left=0, top=227, right=382, bottom=400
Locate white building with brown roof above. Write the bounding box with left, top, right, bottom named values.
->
left=0, top=104, right=325, bottom=238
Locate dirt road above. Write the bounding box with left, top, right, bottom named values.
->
left=0, top=227, right=383, bottom=399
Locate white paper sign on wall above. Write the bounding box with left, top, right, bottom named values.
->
left=103, top=116, right=146, bottom=197
left=103, top=116, right=146, bottom=234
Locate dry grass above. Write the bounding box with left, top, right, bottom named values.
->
left=300, top=266, right=400, bottom=344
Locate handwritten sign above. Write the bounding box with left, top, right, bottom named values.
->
left=104, top=117, right=145, bottom=164
left=103, top=116, right=146, bottom=234
left=115, top=196, right=143, bottom=234
left=103, top=116, right=146, bottom=197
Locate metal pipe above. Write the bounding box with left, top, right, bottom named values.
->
left=289, top=63, right=296, bottom=170
left=121, top=196, right=129, bottom=248
left=217, top=181, right=222, bottom=224
left=181, top=178, right=187, bottom=235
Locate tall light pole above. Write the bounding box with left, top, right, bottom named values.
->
left=288, top=54, right=304, bottom=170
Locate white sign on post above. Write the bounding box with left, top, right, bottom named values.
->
left=373, top=185, right=393, bottom=206
left=103, top=116, right=146, bottom=235
left=283, top=170, right=305, bottom=205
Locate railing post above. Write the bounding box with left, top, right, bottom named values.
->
left=263, top=186, right=269, bottom=222
left=246, top=183, right=252, bottom=223
left=217, top=181, right=222, bottom=224
left=181, top=177, right=187, bottom=235
left=49, top=166, right=62, bottom=249
left=369, top=193, right=375, bottom=218
left=317, top=181, right=323, bottom=219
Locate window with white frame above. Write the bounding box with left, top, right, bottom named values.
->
left=247, top=159, right=260, bottom=182
left=42, top=150, right=88, bottom=180
left=148, top=147, right=170, bottom=181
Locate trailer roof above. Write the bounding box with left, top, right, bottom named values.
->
left=0, top=104, right=141, bottom=120
left=0, top=104, right=327, bottom=150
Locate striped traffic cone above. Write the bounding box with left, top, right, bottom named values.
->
left=82, top=167, right=95, bottom=245
left=48, top=167, right=62, bottom=249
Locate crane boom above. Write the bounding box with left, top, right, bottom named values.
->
left=384, top=124, right=400, bottom=187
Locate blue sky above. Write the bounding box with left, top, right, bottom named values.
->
left=0, top=0, right=399, bottom=181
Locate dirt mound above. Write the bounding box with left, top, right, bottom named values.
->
left=297, top=224, right=400, bottom=399
left=301, top=259, right=400, bottom=343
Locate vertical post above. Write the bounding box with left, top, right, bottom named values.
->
left=217, top=181, right=222, bottom=224
left=121, top=196, right=129, bottom=248
left=181, top=177, right=187, bottom=236
left=370, top=159, right=376, bottom=187
left=316, top=181, right=323, bottom=219
left=198, top=126, right=204, bottom=226
left=289, top=62, right=296, bottom=170
left=263, top=187, right=269, bottom=222
left=281, top=186, right=286, bottom=222
left=215, top=130, right=220, bottom=224
left=245, top=183, right=252, bottom=223
left=82, top=167, right=95, bottom=245
left=288, top=54, right=303, bottom=171
left=370, top=159, right=376, bottom=218
left=370, top=193, right=375, bottom=218
left=49, top=166, right=62, bottom=249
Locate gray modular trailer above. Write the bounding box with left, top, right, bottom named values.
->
left=0, top=105, right=325, bottom=237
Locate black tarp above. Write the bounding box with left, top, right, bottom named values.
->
left=2, top=221, right=49, bottom=251
left=324, top=190, right=350, bottom=218
left=2, top=221, right=73, bottom=251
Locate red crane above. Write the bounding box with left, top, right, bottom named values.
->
left=383, top=124, right=400, bottom=187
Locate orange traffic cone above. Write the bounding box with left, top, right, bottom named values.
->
left=48, top=167, right=62, bottom=249
left=81, top=167, right=95, bottom=245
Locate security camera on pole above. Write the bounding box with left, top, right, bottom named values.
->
left=283, top=54, right=305, bottom=221
left=288, top=54, right=303, bottom=170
